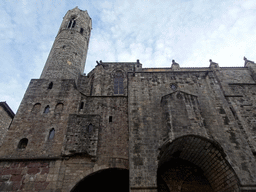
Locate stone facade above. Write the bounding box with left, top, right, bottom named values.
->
left=0, top=7, right=256, bottom=192
left=0, top=102, right=14, bottom=146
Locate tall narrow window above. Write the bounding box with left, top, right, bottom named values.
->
left=48, top=82, right=53, bottom=89
left=48, top=128, right=55, bottom=140
left=80, top=102, right=84, bottom=110
left=114, top=71, right=124, bottom=95
left=80, top=28, right=84, bottom=34
left=44, top=105, right=50, bottom=114
left=72, top=20, right=76, bottom=28
left=88, top=124, right=93, bottom=133
left=109, top=116, right=112, bottom=122
left=90, top=76, right=94, bottom=96
left=18, top=138, right=28, bottom=149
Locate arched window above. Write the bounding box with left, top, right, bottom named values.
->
left=44, top=105, right=50, bottom=114
left=18, top=138, right=28, bottom=149
left=88, top=124, right=93, bottom=133
left=48, top=128, right=55, bottom=140
left=32, top=103, right=41, bottom=113
left=55, top=103, right=63, bottom=113
left=48, top=82, right=53, bottom=89
left=114, top=71, right=124, bottom=95
left=67, top=18, right=76, bottom=29
left=72, top=20, right=76, bottom=28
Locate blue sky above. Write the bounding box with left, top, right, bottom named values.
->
left=1, top=0, right=256, bottom=113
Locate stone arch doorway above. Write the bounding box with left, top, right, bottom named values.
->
left=157, top=135, right=240, bottom=192
left=70, top=168, right=129, bottom=192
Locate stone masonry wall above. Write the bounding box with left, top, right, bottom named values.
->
left=0, top=79, right=80, bottom=158
left=78, top=62, right=142, bottom=96
left=128, top=68, right=256, bottom=190
left=0, top=105, right=13, bottom=146
left=78, top=96, right=129, bottom=164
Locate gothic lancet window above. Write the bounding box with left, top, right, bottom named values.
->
left=48, top=128, right=55, bottom=140
left=44, top=105, right=50, bottom=114
left=114, top=71, right=124, bottom=95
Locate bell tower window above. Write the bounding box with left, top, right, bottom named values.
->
left=67, top=17, right=76, bottom=29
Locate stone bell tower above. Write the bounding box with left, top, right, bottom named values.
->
left=40, top=7, right=92, bottom=82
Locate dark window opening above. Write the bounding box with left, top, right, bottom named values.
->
left=48, top=128, right=55, bottom=140
left=114, top=71, right=124, bottom=95
left=68, top=20, right=72, bottom=28
left=88, top=124, right=93, bottom=133
left=80, top=28, right=84, bottom=34
left=44, top=105, right=50, bottom=114
left=67, top=18, right=76, bottom=29
left=90, top=76, right=94, bottom=96
left=48, top=82, right=53, bottom=89
left=18, top=138, right=28, bottom=149
left=72, top=20, right=76, bottom=28
left=109, top=116, right=112, bottom=122
left=80, top=102, right=84, bottom=110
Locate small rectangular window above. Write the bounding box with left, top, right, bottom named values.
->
left=80, top=28, right=84, bottom=34
left=109, top=116, right=112, bottom=122
left=80, top=102, right=84, bottom=110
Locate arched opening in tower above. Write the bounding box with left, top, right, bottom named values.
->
left=157, top=135, right=240, bottom=192
left=71, top=168, right=129, bottom=192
